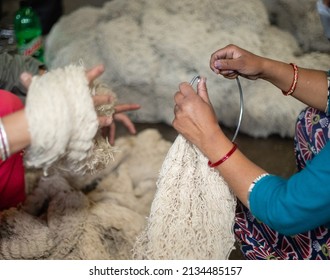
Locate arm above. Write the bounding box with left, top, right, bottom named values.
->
left=172, top=79, right=330, bottom=234
left=250, top=142, right=330, bottom=235
left=173, top=79, right=266, bottom=206
left=173, top=54, right=330, bottom=233
left=1, top=65, right=140, bottom=160
left=1, top=109, right=30, bottom=155
left=210, top=44, right=329, bottom=112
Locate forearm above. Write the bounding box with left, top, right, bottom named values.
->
left=1, top=109, right=31, bottom=156
left=261, top=59, right=328, bottom=111
left=201, top=128, right=267, bottom=206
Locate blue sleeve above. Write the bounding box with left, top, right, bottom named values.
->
left=249, top=141, right=330, bottom=236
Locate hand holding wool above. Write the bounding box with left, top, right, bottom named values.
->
left=173, top=77, right=226, bottom=160
left=21, top=64, right=141, bottom=146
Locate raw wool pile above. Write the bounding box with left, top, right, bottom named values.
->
left=133, top=135, right=236, bottom=260
left=45, top=0, right=330, bottom=138
left=0, top=129, right=171, bottom=259
left=262, top=0, right=330, bottom=53
left=24, top=64, right=117, bottom=175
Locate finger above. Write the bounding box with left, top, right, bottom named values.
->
left=174, top=104, right=179, bottom=115
left=219, top=70, right=239, bottom=79
left=114, top=103, right=141, bottom=113
left=114, top=113, right=137, bottom=135
left=20, top=72, right=33, bottom=90
left=98, top=116, right=113, bottom=128
left=174, top=91, right=184, bottom=105
left=210, top=47, right=233, bottom=73
left=92, top=94, right=114, bottom=106
left=197, top=77, right=210, bottom=104
left=86, top=64, right=105, bottom=84
left=108, top=122, right=116, bottom=145
left=178, top=82, right=196, bottom=97
left=214, top=59, right=237, bottom=71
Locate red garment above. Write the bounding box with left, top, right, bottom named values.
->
left=0, top=90, right=25, bottom=210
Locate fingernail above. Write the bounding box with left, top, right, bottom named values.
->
left=214, top=60, right=221, bottom=68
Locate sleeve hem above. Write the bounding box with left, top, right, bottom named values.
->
left=247, top=173, right=270, bottom=209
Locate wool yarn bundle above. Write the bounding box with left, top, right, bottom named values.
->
left=24, top=64, right=98, bottom=172
left=133, top=135, right=237, bottom=260
left=24, top=64, right=117, bottom=175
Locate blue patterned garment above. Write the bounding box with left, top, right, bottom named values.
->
left=234, top=107, right=330, bottom=260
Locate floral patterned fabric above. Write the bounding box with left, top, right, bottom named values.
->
left=234, top=107, right=330, bottom=260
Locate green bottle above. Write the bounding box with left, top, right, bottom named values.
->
left=14, top=1, right=44, bottom=63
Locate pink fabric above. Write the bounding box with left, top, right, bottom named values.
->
left=0, top=90, right=26, bottom=210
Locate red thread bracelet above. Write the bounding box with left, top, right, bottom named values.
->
left=208, top=143, right=238, bottom=168
left=282, top=63, right=298, bottom=96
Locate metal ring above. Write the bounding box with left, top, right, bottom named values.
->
left=189, top=75, right=244, bottom=142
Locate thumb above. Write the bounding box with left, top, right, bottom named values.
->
left=197, top=77, right=210, bottom=104
left=20, top=72, right=33, bottom=90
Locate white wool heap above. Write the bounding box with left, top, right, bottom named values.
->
left=0, top=129, right=170, bottom=260
left=45, top=0, right=330, bottom=138
left=25, top=65, right=98, bottom=172
left=133, top=135, right=237, bottom=260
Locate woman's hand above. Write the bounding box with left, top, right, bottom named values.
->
left=209, top=44, right=266, bottom=80
left=94, top=95, right=140, bottom=145
left=21, top=64, right=141, bottom=145
left=172, top=77, right=223, bottom=155
left=85, top=64, right=141, bottom=145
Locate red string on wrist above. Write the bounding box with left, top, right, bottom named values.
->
left=208, top=143, right=238, bottom=168
left=282, top=63, right=298, bottom=96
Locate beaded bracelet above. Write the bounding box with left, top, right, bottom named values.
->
left=0, top=118, right=10, bottom=161
left=208, top=143, right=238, bottom=168
left=282, top=63, right=298, bottom=96
left=325, top=70, right=330, bottom=116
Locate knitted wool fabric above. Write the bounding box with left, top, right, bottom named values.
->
left=133, top=135, right=237, bottom=260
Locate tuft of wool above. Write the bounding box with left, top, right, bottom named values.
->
left=133, top=135, right=237, bottom=260
left=25, top=65, right=98, bottom=172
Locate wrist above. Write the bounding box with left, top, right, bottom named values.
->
left=258, top=58, right=276, bottom=80
left=200, top=128, right=233, bottom=163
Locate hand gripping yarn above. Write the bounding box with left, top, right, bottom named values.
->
left=54, top=81, right=118, bottom=175
left=24, top=65, right=116, bottom=175
left=133, top=134, right=237, bottom=259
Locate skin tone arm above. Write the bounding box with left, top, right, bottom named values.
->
left=210, top=44, right=328, bottom=111
left=173, top=79, right=265, bottom=206
left=2, top=64, right=140, bottom=157
left=173, top=44, right=329, bottom=207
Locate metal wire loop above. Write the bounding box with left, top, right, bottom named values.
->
left=189, top=75, right=244, bottom=142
